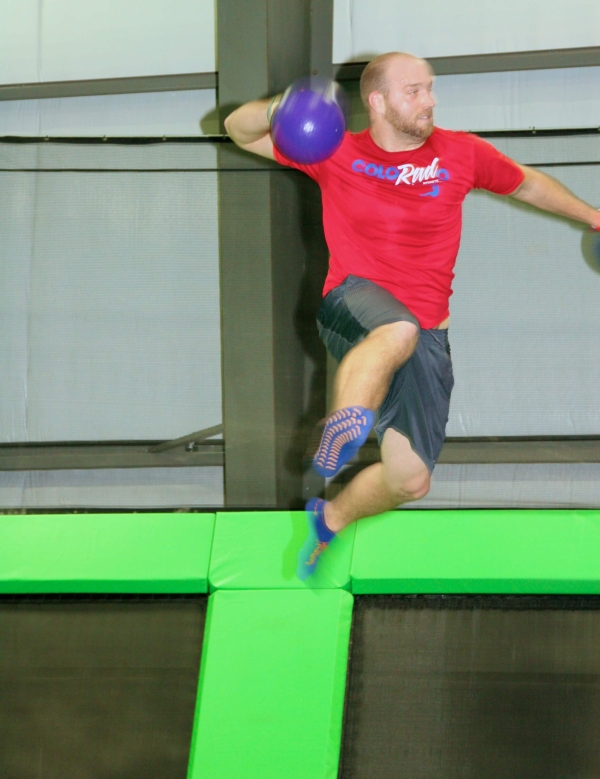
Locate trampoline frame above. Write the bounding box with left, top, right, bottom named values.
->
left=2, top=507, right=600, bottom=778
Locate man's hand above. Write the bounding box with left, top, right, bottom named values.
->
left=511, top=164, right=600, bottom=229
left=224, top=96, right=282, bottom=160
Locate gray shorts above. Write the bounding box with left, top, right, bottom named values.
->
left=316, top=275, right=454, bottom=472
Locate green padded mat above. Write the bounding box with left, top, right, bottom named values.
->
left=351, top=509, right=600, bottom=594
left=0, top=513, right=215, bottom=593
left=209, top=511, right=356, bottom=591
left=187, top=589, right=353, bottom=779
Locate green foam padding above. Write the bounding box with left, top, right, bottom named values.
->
left=187, top=589, right=353, bottom=779
left=209, top=511, right=356, bottom=591
left=0, top=513, right=215, bottom=593
left=351, top=509, right=600, bottom=594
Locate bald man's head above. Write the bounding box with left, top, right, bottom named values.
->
left=360, top=52, right=432, bottom=112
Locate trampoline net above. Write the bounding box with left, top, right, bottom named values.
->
left=341, top=595, right=600, bottom=779
left=0, top=594, right=207, bottom=779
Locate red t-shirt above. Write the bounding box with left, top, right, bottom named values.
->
left=273, top=127, right=524, bottom=328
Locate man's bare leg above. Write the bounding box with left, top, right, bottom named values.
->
left=333, top=320, right=419, bottom=411
left=325, top=428, right=430, bottom=532
left=313, top=321, right=419, bottom=477
left=298, top=429, right=430, bottom=578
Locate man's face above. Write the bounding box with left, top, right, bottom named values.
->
left=379, top=59, right=436, bottom=140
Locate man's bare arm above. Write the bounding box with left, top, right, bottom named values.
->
left=510, top=164, right=599, bottom=228
left=223, top=96, right=282, bottom=160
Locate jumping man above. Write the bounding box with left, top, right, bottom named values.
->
left=224, top=52, right=600, bottom=578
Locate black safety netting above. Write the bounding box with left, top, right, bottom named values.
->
left=341, top=594, right=600, bottom=779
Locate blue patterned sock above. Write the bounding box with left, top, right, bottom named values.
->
left=313, top=406, right=375, bottom=477
left=297, top=498, right=336, bottom=581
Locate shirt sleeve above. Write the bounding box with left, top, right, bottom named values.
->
left=471, top=134, right=525, bottom=195
left=273, top=144, right=323, bottom=183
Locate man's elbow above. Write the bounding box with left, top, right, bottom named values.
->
left=509, top=164, right=534, bottom=200
left=509, top=180, right=527, bottom=199
left=223, top=110, right=248, bottom=148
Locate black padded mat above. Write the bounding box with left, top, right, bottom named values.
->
left=0, top=595, right=207, bottom=779
left=341, top=595, right=600, bottom=779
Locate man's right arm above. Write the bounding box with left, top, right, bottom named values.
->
left=223, top=96, right=282, bottom=160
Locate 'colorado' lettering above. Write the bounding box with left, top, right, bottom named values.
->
left=395, top=158, right=440, bottom=186
left=352, top=159, right=399, bottom=180
left=352, top=157, right=441, bottom=186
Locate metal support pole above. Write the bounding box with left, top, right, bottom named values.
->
left=217, top=0, right=333, bottom=507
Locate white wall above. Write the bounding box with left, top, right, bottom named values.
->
left=0, top=0, right=40, bottom=84
left=0, top=0, right=216, bottom=85
left=334, top=0, right=600, bottom=63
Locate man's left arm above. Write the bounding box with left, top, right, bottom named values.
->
left=510, top=164, right=599, bottom=229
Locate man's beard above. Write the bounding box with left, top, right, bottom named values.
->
left=384, top=104, right=434, bottom=140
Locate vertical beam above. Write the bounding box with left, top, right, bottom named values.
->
left=217, top=149, right=278, bottom=506
left=310, top=0, right=334, bottom=79
left=218, top=0, right=333, bottom=507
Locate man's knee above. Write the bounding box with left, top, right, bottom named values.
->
left=384, top=465, right=431, bottom=502
left=367, top=320, right=420, bottom=366
left=401, top=469, right=431, bottom=501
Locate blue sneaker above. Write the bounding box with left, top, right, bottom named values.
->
left=297, top=498, right=337, bottom=580
left=313, top=406, right=375, bottom=477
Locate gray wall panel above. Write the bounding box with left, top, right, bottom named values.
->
left=0, top=89, right=218, bottom=137
left=0, top=466, right=223, bottom=508
left=448, top=163, right=599, bottom=436
left=434, top=67, right=600, bottom=132
left=0, top=142, right=219, bottom=170
left=0, top=143, right=222, bottom=443
left=24, top=170, right=220, bottom=441
left=0, top=173, right=35, bottom=441
left=422, top=463, right=600, bottom=509
left=487, top=133, right=600, bottom=165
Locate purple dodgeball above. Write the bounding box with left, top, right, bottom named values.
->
left=271, top=77, right=346, bottom=164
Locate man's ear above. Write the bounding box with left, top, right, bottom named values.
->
left=368, top=91, right=385, bottom=116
